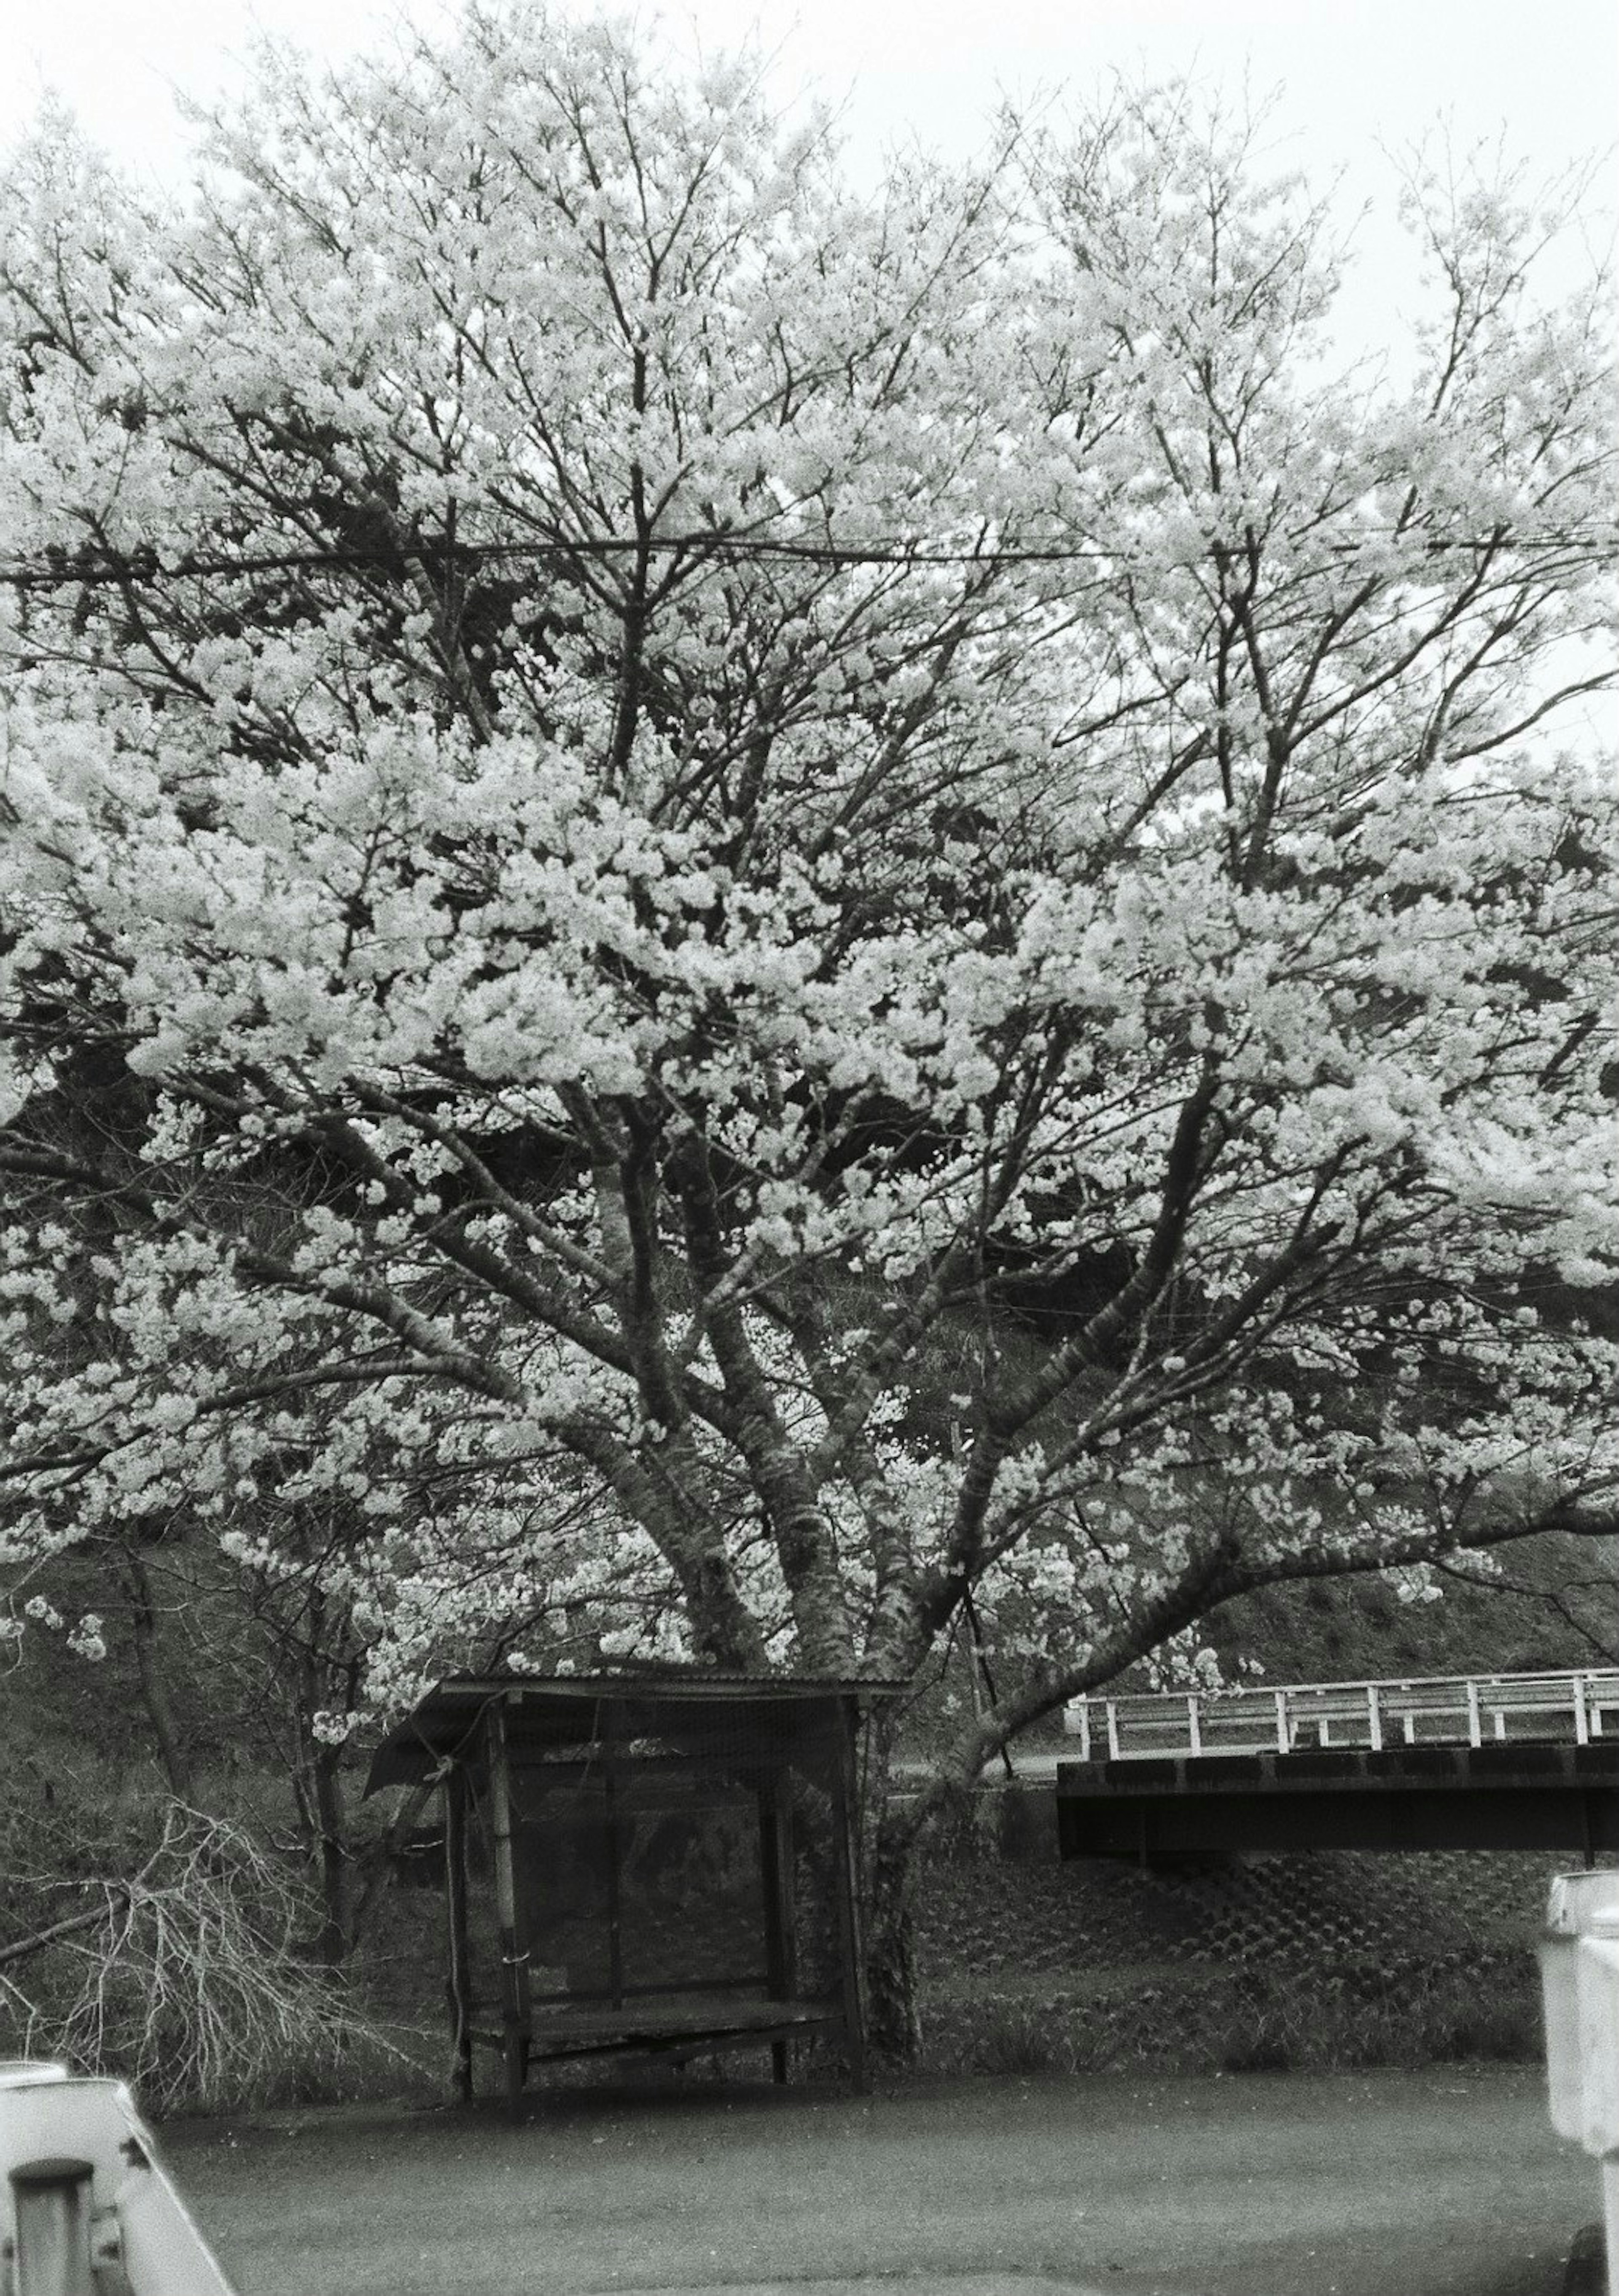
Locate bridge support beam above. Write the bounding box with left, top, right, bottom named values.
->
left=1057, top=1744, right=1619, bottom=1864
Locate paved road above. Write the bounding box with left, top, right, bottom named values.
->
left=164, top=2066, right=1592, bottom=2296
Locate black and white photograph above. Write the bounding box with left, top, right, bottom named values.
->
left=1, top=2, right=1616, bottom=2291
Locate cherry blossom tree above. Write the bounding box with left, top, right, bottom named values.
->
left=2, top=9, right=1616, bottom=2028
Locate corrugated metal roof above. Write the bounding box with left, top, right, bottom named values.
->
left=363, top=1669, right=908, bottom=1796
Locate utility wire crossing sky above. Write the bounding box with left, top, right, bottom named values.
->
left=5, top=530, right=1619, bottom=595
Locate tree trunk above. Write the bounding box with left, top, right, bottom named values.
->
left=863, top=1799, right=924, bottom=2061
left=856, top=1707, right=930, bottom=2062
left=124, top=1553, right=191, bottom=1800
left=310, top=1740, right=350, bottom=1966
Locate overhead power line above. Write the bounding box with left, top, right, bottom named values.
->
left=0, top=525, right=1617, bottom=595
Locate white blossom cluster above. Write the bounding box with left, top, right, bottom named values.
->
left=0, top=19, right=1614, bottom=1768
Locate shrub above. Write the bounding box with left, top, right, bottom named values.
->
left=0, top=1803, right=425, bottom=2114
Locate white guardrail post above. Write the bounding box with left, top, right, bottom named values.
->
left=0, top=2062, right=236, bottom=2296
left=1541, top=1873, right=1619, bottom=2296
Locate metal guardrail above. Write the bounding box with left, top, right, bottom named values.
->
left=1063, top=1667, right=1619, bottom=1763
left=0, top=2062, right=235, bottom=2296
left=1541, top=1871, right=1619, bottom=2296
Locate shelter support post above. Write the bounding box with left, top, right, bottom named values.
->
left=603, top=1720, right=625, bottom=2009
left=444, top=1764, right=473, bottom=2104
left=759, top=1771, right=798, bottom=2086
left=486, top=1700, right=531, bottom=2106
left=834, top=1696, right=869, bottom=2093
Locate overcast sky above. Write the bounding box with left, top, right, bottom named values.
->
left=3, top=0, right=1615, bottom=199
left=1, top=0, right=1614, bottom=393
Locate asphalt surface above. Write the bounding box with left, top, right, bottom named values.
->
left=163, top=2065, right=1594, bottom=2296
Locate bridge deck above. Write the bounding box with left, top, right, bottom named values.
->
left=1055, top=1740, right=1619, bottom=1855
left=1062, top=1666, right=1619, bottom=1764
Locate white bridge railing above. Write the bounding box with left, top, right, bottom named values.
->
left=1062, top=1666, right=1619, bottom=1763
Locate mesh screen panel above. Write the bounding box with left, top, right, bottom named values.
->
left=514, top=1761, right=769, bottom=2000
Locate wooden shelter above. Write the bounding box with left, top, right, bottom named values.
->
left=365, top=1672, right=901, bottom=2100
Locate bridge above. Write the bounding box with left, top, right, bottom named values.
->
left=1055, top=1668, right=1619, bottom=1863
